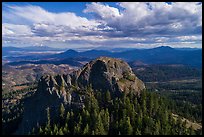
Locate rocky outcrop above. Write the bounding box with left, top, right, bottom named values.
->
left=73, top=56, right=145, bottom=95
left=15, top=74, right=83, bottom=135
left=15, top=57, right=145, bottom=134
left=35, top=57, right=145, bottom=97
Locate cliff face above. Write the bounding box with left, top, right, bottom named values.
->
left=73, top=56, right=145, bottom=95
left=36, top=56, right=145, bottom=98
left=15, top=57, right=145, bottom=134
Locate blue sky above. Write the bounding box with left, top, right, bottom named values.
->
left=2, top=2, right=202, bottom=49
left=3, top=2, right=88, bottom=16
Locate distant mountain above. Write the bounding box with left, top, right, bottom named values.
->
left=2, top=47, right=24, bottom=56
left=53, top=49, right=79, bottom=58
left=114, top=46, right=202, bottom=68
left=48, top=46, right=202, bottom=68
left=80, top=50, right=112, bottom=58
left=4, top=46, right=202, bottom=68
left=149, top=45, right=174, bottom=51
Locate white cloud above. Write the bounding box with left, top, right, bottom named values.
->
left=3, top=5, right=99, bottom=29
left=176, top=35, right=202, bottom=41
left=2, top=2, right=202, bottom=49
left=2, top=23, right=33, bottom=36
left=84, top=2, right=202, bottom=36
left=84, top=2, right=121, bottom=20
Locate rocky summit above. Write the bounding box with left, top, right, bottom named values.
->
left=37, top=56, right=145, bottom=98
left=15, top=57, right=145, bottom=134
left=72, top=56, right=145, bottom=95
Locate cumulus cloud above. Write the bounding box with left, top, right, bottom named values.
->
left=3, top=5, right=99, bottom=28
left=85, top=2, right=202, bottom=37
left=84, top=2, right=121, bottom=19
left=2, top=23, right=33, bottom=36
left=2, top=4, right=103, bottom=47
left=2, top=2, right=202, bottom=48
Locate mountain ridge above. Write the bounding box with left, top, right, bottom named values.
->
left=15, top=57, right=145, bottom=134
left=3, top=46, right=202, bottom=68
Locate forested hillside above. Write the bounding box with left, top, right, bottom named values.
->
left=31, top=88, right=201, bottom=135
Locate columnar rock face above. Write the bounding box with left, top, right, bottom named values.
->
left=72, top=56, right=145, bottom=95
left=37, top=56, right=145, bottom=99
left=36, top=74, right=72, bottom=104
left=15, top=57, right=145, bottom=134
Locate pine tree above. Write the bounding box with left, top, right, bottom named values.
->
left=83, top=124, right=89, bottom=135
left=74, top=123, right=81, bottom=135
left=39, top=127, right=43, bottom=135
left=87, top=84, right=93, bottom=95
left=63, top=123, right=69, bottom=134
left=149, top=93, right=154, bottom=116
left=53, top=124, right=58, bottom=135
left=119, top=118, right=124, bottom=134
left=154, top=121, right=160, bottom=135
left=123, top=117, right=133, bottom=135
left=100, top=109, right=110, bottom=134
left=91, top=95, right=99, bottom=113
left=74, top=115, right=82, bottom=134
left=161, top=110, right=169, bottom=135
left=129, top=104, right=136, bottom=127
left=91, top=130, right=95, bottom=135
left=136, top=113, right=143, bottom=130
left=105, top=90, right=111, bottom=103
left=59, top=103, right=65, bottom=120
left=141, top=91, right=147, bottom=114
left=44, top=126, right=49, bottom=135
left=46, top=107, right=51, bottom=129
left=94, top=113, right=106, bottom=135
left=59, top=128, right=64, bottom=135
left=65, top=111, right=70, bottom=123
left=69, top=110, right=75, bottom=134
left=83, top=109, right=90, bottom=126
left=91, top=109, right=98, bottom=131
left=104, top=108, right=110, bottom=133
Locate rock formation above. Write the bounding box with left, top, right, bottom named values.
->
left=15, top=57, right=145, bottom=134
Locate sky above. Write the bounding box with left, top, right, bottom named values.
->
left=2, top=2, right=202, bottom=49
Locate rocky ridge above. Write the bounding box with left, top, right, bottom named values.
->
left=15, top=57, right=145, bottom=134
